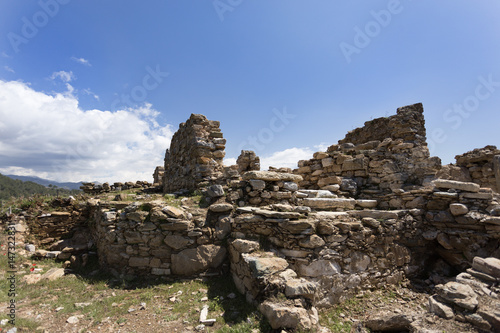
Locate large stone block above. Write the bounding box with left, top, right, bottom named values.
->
left=171, top=245, right=226, bottom=276
left=242, top=171, right=302, bottom=182
left=432, top=179, right=480, bottom=192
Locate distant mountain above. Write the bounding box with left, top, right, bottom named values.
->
left=0, top=174, right=81, bottom=200
left=5, top=175, right=83, bottom=190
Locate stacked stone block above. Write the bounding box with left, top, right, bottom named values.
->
left=163, top=113, right=226, bottom=193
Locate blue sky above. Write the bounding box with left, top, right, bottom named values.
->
left=1, top=0, right=500, bottom=182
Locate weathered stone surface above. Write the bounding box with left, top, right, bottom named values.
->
left=207, top=185, right=224, bottom=197
left=494, top=155, right=500, bottom=192
left=285, top=278, right=317, bottom=298
left=436, top=282, right=478, bottom=311
left=171, top=245, right=227, bottom=276
left=248, top=179, right=266, bottom=190
left=129, top=257, right=150, bottom=267
left=364, top=311, right=415, bottom=332
left=231, top=239, right=259, bottom=253
left=162, top=206, right=184, bottom=218
left=164, top=235, right=192, bottom=250
left=208, top=203, right=233, bottom=213
left=259, top=301, right=317, bottom=330
left=298, top=235, right=325, bottom=248
left=432, top=179, right=480, bottom=192
left=472, top=257, right=500, bottom=278
left=302, top=198, right=355, bottom=210
left=477, top=306, right=500, bottom=332
left=243, top=254, right=288, bottom=278
left=242, top=171, right=302, bottom=182
left=356, top=199, right=378, bottom=208
left=449, top=203, right=469, bottom=216
left=298, top=260, right=340, bottom=277
left=253, top=209, right=302, bottom=219
left=42, top=268, right=65, bottom=281
left=428, top=295, right=454, bottom=319
left=352, top=210, right=399, bottom=219
left=283, top=182, right=299, bottom=191
left=159, top=220, right=192, bottom=231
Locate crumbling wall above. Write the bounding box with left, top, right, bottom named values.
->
left=152, top=166, right=164, bottom=186
left=163, top=114, right=226, bottom=193
left=295, top=103, right=441, bottom=195
left=89, top=200, right=229, bottom=278
left=339, top=103, right=427, bottom=145
left=454, top=145, right=500, bottom=192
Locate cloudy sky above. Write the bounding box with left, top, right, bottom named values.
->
left=1, top=1, right=500, bottom=183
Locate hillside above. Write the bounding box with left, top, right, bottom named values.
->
left=4, top=174, right=83, bottom=190
left=0, top=173, right=81, bottom=200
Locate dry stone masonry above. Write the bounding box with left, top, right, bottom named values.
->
left=163, top=114, right=226, bottom=193
left=23, top=104, right=500, bottom=331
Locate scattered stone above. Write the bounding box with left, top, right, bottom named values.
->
left=66, top=316, right=79, bottom=324
left=472, top=257, right=500, bottom=278
left=42, top=268, right=65, bottom=281
left=428, top=295, right=454, bottom=319
left=436, top=282, right=478, bottom=311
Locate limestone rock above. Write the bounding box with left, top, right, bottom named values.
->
left=163, top=205, right=185, bottom=218
left=231, top=239, right=259, bottom=253
left=243, top=254, right=288, bottom=278
left=242, top=171, right=302, bottom=182
left=428, top=295, right=454, bottom=319
left=364, top=311, right=415, bottom=332
left=436, top=282, right=478, bottom=311
left=302, top=198, right=355, bottom=210
left=298, top=235, right=325, bottom=249
left=208, top=203, right=233, bottom=213
left=207, top=185, right=224, bottom=197
left=171, top=245, right=226, bottom=276
left=259, top=301, right=317, bottom=330
left=285, top=278, right=317, bottom=298
left=432, top=179, right=480, bottom=192
left=449, top=203, right=469, bottom=216
left=298, top=260, right=340, bottom=277
left=42, top=268, right=65, bottom=281
left=164, top=235, right=192, bottom=250
left=472, top=257, right=500, bottom=279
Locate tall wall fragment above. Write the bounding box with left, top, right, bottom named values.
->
left=163, top=114, right=226, bottom=193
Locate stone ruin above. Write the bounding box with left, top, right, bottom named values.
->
left=16, top=103, right=500, bottom=331
left=162, top=113, right=226, bottom=193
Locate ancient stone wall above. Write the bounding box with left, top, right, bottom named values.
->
left=152, top=166, right=164, bottom=186
left=295, top=104, right=441, bottom=196
left=163, top=114, right=226, bottom=193
left=339, top=103, right=427, bottom=145
left=89, top=199, right=230, bottom=278
left=454, top=145, right=500, bottom=192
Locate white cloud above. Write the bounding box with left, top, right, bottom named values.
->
left=2, top=52, right=11, bottom=58
left=50, top=70, right=75, bottom=83
left=260, top=147, right=316, bottom=170
left=83, top=88, right=100, bottom=100
left=4, top=66, right=14, bottom=73
left=71, top=57, right=91, bottom=66
left=0, top=80, right=174, bottom=183
left=224, top=147, right=319, bottom=171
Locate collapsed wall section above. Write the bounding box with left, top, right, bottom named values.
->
left=295, top=103, right=441, bottom=194
left=455, top=145, right=500, bottom=193
left=163, top=114, right=226, bottom=193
